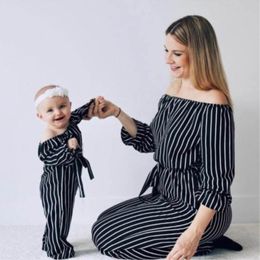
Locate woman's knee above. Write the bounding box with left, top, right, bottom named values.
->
left=92, top=220, right=119, bottom=254
left=91, top=220, right=100, bottom=246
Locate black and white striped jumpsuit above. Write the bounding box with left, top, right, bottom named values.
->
left=39, top=101, right=94, bottom=259
left=92, top=94, right=234, bottom=259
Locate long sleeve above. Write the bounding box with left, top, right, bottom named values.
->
left=197, top=105, right=235, bottom=212
left=70, top=99, right=95, bottom=125
left=38, top=136, right=80, bottom=166
left=121, top=119, right=155, bottom=153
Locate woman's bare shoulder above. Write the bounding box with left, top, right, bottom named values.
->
left=203, top=89, right=228, bottom=105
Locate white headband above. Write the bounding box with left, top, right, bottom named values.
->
left=35, top=86, right=69, bottom=108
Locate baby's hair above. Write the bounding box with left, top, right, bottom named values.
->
left=34, top=84, right=58, bottom=101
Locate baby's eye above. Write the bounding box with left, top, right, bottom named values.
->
left=59, top=104, right=66, bottom=109
left=47, top=109, right=53, bottom=113
left=164, top=48, right=169, bottom=53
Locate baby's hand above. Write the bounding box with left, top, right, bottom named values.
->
left=84, top=99, right=96, bottom=120
left=68, top=137, right=79, bottom=150
left=86, top=97, right=102, bottom=119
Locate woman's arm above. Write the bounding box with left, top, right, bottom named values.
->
left=166, top=205, right=216, bottom=260
left=189, top=205, right=216, bottom=236
left=91, top=96, right=155, bottom=153
left=94, top=96, right=137, bottom=137
left=114, top=108, right=137, bottom=138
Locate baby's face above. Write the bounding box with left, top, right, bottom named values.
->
left=37, top=96, right=71, bottom=130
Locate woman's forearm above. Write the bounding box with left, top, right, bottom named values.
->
left=114, top=107, right=137, bottom=138
left=94, top=97, right=138, bottom=138
left=189, top=204, right=216, bottom=236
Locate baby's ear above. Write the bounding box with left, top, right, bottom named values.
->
left=37, top=112, right=42, bottom=119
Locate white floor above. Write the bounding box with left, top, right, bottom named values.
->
left=0, top=224, right=259, bottom=260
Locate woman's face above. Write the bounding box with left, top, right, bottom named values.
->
left=164, top=34, right=190, bottom=79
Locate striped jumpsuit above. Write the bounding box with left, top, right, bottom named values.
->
left=92, top=95, right=235, bottom=259
left=39, top=102, right=94, bottom=259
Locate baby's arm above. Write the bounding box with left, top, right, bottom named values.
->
left=38, top=131, right=80, bottom=166
left=70, top=99, right=95, bottom=125
left=41, top=129, right=78, bottom=149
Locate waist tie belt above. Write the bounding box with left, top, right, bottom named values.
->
left=76, top=154, right=94, bottom=198
left=139, top=163, right=160, bottom=197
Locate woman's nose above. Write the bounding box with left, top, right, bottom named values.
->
left=165, top=53, right=174, bottom=64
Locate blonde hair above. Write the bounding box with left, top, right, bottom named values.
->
left=166, top=15, right=232, bottom=106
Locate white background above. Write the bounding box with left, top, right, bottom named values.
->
left=0, top=0, right=258, bottom=227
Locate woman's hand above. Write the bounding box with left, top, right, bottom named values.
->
left=167, top=205, right=215, bottom=260
left=90, top=96, right=137, bottom=137
left=166, top=227, right=203, bottom=260
left=94, top=96, right=120, bottom=119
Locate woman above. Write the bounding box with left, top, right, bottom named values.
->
left=91, top=15, right=242, bottom=260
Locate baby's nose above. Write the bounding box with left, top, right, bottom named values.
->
left=55, top=109, right=63, bottom=115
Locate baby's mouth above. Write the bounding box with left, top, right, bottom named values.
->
left=54, top=116, right=65, bottom=121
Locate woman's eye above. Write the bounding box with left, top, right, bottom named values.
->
left=174, top=53, right=182, bottom=57
left=164, top=48, right=168, bottom=53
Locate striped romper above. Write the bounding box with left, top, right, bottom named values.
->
left=92, top=94, right=235, bottom=259
left=38, top=102, right=94, bottom=259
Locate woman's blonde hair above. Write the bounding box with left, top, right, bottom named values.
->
left=166, top=15, right=232, bottom=106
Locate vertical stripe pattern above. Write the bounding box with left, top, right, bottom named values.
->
left=39, top=101, right=94, bottom=259
left=92, top=95, right=235, bottom=259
